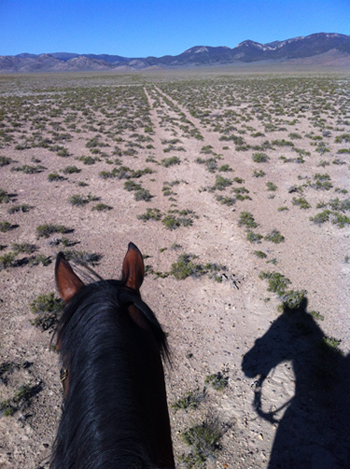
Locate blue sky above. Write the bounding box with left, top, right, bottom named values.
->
left=1, top=0, right=349, bottom=57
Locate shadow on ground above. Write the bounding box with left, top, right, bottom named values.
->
left=242, top=299, right=350, bottom=469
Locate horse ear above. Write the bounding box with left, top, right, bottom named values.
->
left=55, top=252, right=84, bottom=303
left=122, top=242, right=144, bottom=292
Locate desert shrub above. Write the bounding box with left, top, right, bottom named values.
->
left=233, top=177, right=244, bottom=184
left=61, top=250, right=102, bottom=266
left=0, top=383, right=40, bottom=417
left=196, top=157, right=218, bottom=173
left=272, top=139, right=294, bottom=147
left=30, top=292, right=63, bottom=331
left=161, top=156, right=181, bottom=167
left=289, top=133, right=302, bottom=140
left=171, top=389, right=205, bottom=412
left=48, top=172, right=65, bottom=182
left=331, top=213, right=350, bottom=228
left=322, top=337, right=341, bottom=349
left=246, top=231, right=263, bottom=243
left=62, top=166, right=81, bottom=174
left=252, top=152, right=269, bottom=163
left=0, top=156, right=12, bottom=166
left=8, top=204, right=32, bottom=214
left=210, top=175, right=232, bottom=191
left=76, top=156, right=98, bottom=165
left=91, top=203, right=113, bottom=211
left=36, top=224, right=70, bottom=238
left=162, top=215, right=181, bottom=230
left=137, top=208, right=163, bottom=221
left=335, top=133, right=350, bottom=143
left=0, top=221, right=12, bottom=232
left=0, top=188, right=11, bottom=203
left=238, top=212, right=258, bottom=229
left=180, top=416, right=223, bottom=467
left=205, top=372, right=228, bottom=391
left=317, top=160, right=330, bottom=167
left=28, top=254, right=52, bottom=267
left=11, top=243, right=36, bottom=254
left=232, top=187, right=251, bottom=201
left=216, top=195, right=236, bottom=206
left=292, top=197, right=311, bottom=209
left=219, top=164, right=233, bottom=172
left=264, top=229, right=285, bottom=243
left=99, top=170, right=115, bottom=179
left=200, top=145, right=213, bottom=154
left=69, top=194, right=99, bottom=206
left=11, top=165, right=45, bottom=174
left=266, top=182, right=277, bottom=191
left=253, top=169, right=266, bottom=177
left=86, top=136, right=108, bottom=149
left=162, top=210, right=195, bottom=230
left=170, top=254, right=205, bottom=280
left=134, top=188, right=152, bottom=202
left=56, top=147, right=70, bottom=157
left=309, top=210, right=332, bottom=225
left=0, top=252, right=17, bottom=270
left=124, top=180, right=141, bottom=191
left=279, top=289, right=307, bottom=311
left=254, top=250, right=267, bottom=258
left=311, top=173, right=333, bottom=191
left=259, top=271, right=291, bottom=296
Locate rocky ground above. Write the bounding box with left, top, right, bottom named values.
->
left=0, top=69, right=349, bottom=468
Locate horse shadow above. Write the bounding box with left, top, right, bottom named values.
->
left=242, top=299, right=350, bottom=469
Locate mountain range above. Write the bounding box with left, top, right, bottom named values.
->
left=1, top=32, right=349, bottom=73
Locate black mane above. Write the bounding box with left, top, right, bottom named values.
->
left=50, top=280, right=168, bottom=469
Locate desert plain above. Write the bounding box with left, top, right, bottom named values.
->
left=0, top=65, right=350, bottom=468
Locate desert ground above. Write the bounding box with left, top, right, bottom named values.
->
left=0, top=66, right=350, bottom=468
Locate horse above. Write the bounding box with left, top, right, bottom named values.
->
left=51, top=242, right=175, bottom=469
left=242, top=299, right=350, bottom=468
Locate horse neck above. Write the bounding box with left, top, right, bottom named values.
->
left=52, top=292, right=173, bottom=468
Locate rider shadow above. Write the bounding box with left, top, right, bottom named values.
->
left=242, top=299, right=350, bottom=469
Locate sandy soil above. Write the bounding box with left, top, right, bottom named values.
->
left=0, top=70, right=350, bottom=468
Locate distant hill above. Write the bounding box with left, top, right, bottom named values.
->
left=1, top=32, right=349, bottom=73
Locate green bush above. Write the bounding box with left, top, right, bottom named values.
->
left=238, top=212, right=258, bottom=229
left=48, top=172, right=65, bottom=182
left=292, top=197, right=311, bottom=209
left=205, top=372, right=228, bottom=391
left=11, top=165, right=45, bottom=174
left=171, top=389, right=204, bottom=412
left=91, top=203, right=113, bottom=211
left=161, top=156, right=181, bottom=167
left=62, top=166, right=81, bottom=174
left=246, top=231, right=263, bottom=243
left=170, top=254, right=205, bottom=280
left=254, top=251, right=267, bottom=259
left=0, top=188, right=10, bottom=203
left=0, top=156, right=12, bottom=166
left=36, top=224, right=70, bottom=238
left=69, top=194, right=99, bottom=206
left=30, top=292, right=63, bottom=331
left=264, top=229, right=285, bottom=243
left=137, top=208, right=163, bottom=221
left=0, top=221, right=12, bottom=232
left=180, top=416, right=223, bottom=467
left=8, top=204, right=32, bottom=214
left=259, top=271, right=291, bottom=296
left=0, top=252, right=17, bottom=270
left=252, top=152, right=269, bottom=163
